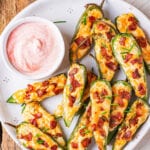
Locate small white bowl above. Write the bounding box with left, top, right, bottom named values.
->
left=1, top=16, right=65, bottom=80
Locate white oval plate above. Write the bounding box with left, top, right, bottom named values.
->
left=0, top=0, right=150, bottom=150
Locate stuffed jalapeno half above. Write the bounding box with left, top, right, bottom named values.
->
left=108, top=81, right=132, bottom=143
left=54, top=71, right=96, bottom=119
left=112, top=33, right=148, bottom=100
left=113, top=99, right=149, bottom=150
left=16, top=122, right=63, bottom=150
left=62, top=63, right=87, bottom=127
left=90, top=80, right=112, bottom=150
left=116, top=13, right=150, bottom=73
left=69, top=4, right=103, bottom=62
left=92, top=20, right=118, bottom=81
left=67, top=102, right=92, bottom=150
left=7, top=74, right=66, bottom=104
left=22, top=102, right=66, bottom=147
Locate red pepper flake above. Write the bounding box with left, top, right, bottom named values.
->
left=74, top=36, right=91, bottom=49
left=98, top=23, right=106, bottom=30
left=36, top=89, right=46, bottom=97
left=50, top=120, right=57, bottom=129
left=132, top=69, right=141, bottom=79
left=105, top=61, right=117, bottom=71
left=68, top=95, right=76, bottom=107
left=119, top=90, right=131, bottom=99
left=124, top=53, right=133, bottom=63
left=106, top=31, right=114, bottom=41
left=101, top=46, right=112, bottom=60
left=42, top=80, right=49, bottom=86
left=119, top=37, right=126, bottom=46
left=51, top=145, right=57, bottom=150
left=81, top=138, right=91, bottom=147
left=89, top=16, right=96, bottom=24
left=71, top=142, right=78, bottom=149
left=138, top=83, right=146, bottom=95
left=122, top=130, right=132, bottom=140
left=21, top=132, right=33, bottom=141
left=137, top=37, right=147, bottom=48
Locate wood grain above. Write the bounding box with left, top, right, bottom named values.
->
left=0, top=1, right=35, bottom=149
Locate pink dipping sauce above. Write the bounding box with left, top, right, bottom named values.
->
left=7, top=22, right=61, bottom=75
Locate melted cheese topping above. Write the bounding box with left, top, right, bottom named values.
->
left=68, top=103, right=92, bottom=150
left=117, top=13, right=150, bottom=65
left=112, top=34, right=147, bottom=99
left=90, top=80, right=112, bottom=150
left=12, top=74, right=66, bottom=104
left=63, top=63, right=86, bottom=126
left=109, top=81, right=132, bottom=131
left=113, top=99, right=149, bottom=150
left=92, top=21, right=118, bottom=81
left=70, top=5, right=103, bottom=62
left=22, top=102, right=66, bottom=147
left=17, top=123, right=62, bottom=150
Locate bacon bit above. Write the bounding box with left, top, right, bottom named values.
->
left=36, top=89, right=46, bottom=97
left=137, top=37, right=147, bottom=48
left=53, top=88, right=63, bottom=95
left=43, top=141, right=49, bottom=148
left=42, top=80, right=49, bottom=86
left=106, top=31, right=114, bottom=41
left=128, top=16, right=137, bottom=23
left=97, top=117, right=104, bottom=127
left=56, top=133, right=63, bottom=137
left=124, top=53, right=133, bottom=63
left=21, top=132, right=32, bottom=141
left=74, top=36, right=91, bottom=49
left=27, top=84, right=34, bottom=92
left=71, top=142, right=78, bottom=149
left=33, top=113, right=42, bottom=119
left=138, top=83, right=146, bottom=95
left=101, top=89, right=108, bottom=96
left=132, top=69, right=141, bottom=79
left=92, top=124, right=97, bottom=131
left=81, top=138, right=91, bottom=147
left=128, top=22, right=137, bottom=31
left=51, top=145, right=58, bottom=150
left=98, top=23, right=106, bottom=30
left=50, top=120, right=57, bottom=129
left=30, top=118, right=38, bottom=127
left=136, top=102, right=143, bottom=109
left=71, top=79, right=81, bottom=92
left=119, top=37, right=126, bottom=46
left=80, top=128, right=86, bottom=137
left=69, top=68, right=78, bottom=76
left=116, top=97, right=124, bottom=107
left=101, top=46, right=112, bottom=60
left=110, top=112, right=123, bottom=128
left=99, top=128, right=106, bottom=137
left=119, top=90, right=131, bottom=99
left=93, top=91, right=104, bottom=103
left=130, top=56, right=143, bottom=65
left=87, top=72, right=96, bottom=84
left=89, top=16, right=96, bottom=24
left=122, top=130, right=132, bottom=140
left=25, top=92, right=30, bottom=99
left=27, top=146, right=33, bottom=150
left=86, top=106, right=91, bottom=118
left=129, top=115, right=138, bottom=126
left=105, top=61, right=117, bottom=71
left=68, top=95, right=76, bottom=107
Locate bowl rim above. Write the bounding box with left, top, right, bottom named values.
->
left=1, top=16, right=65, bottom=80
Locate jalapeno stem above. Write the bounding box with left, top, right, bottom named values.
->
left=5, top=122, right=17, bottom=128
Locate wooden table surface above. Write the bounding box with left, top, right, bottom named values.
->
left=0, top=1, right=35, bottom=149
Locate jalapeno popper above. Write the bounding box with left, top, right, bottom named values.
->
left=62, top=63, right=87, bottom=127
left=22, top=102, right=66, bottom=147
left=113, top=99, right=149, bottom=150
left=68, top=102, right=92, bottom=150
left=90, top=80, right=112, bottom=150
left=92, top=20, right=118, bottom=81
left=7, top=74, right=66, bottom=104
left=17, top=122, right=63, bottom=150
left=108, top=81, right=132, bottom=143
left=54, top=71, right=96, bottom=119
left=116, top=13, right=150, bottom=73
left=112, top=33, right=148, bottom=100
left=69, top=4, right=103, bottom=62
